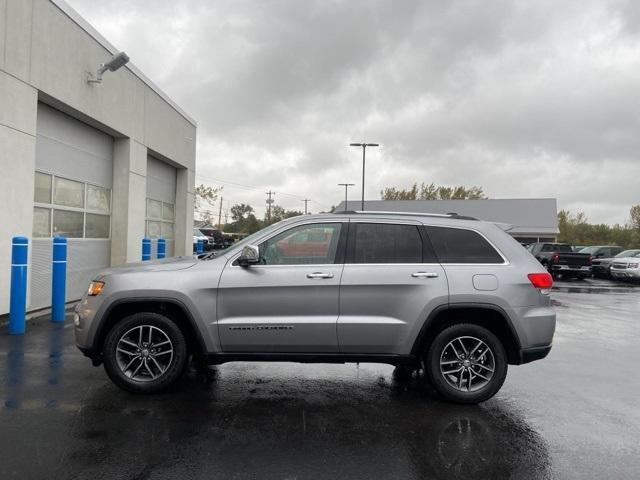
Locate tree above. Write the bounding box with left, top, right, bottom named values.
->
left=194, top=184, right=222, bottom=223
left=230, top=203, right=254, bottom=222
left=265, top=205, right=304, bottom=225
left=631, top=205, right=640, bottom=231
left=381, top=183, right=486, bottom=200
left=557, top=209, right=640, bottom=248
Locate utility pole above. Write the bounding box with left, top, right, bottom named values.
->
left=349, top=143, right=379, bottom=210
left=302, top=199, right=310, bottom=214
left=338, top=183, right=355, bottom=210
left=217, top=196, right=223, bottom=229
left=266, top=190, right=275, bottom=222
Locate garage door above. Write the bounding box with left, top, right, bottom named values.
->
left=146, top=156, right=176, bottom=257
left=30, top=103, right=113, bottom=310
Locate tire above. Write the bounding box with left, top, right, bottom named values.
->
left=425, top=323, right=508, bottom=404
left=103, top=312, right=188, bottom=393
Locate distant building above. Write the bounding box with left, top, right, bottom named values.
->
left=335, top=199, right=559, bottom=244
left=0, top=1, right=196, bottom=314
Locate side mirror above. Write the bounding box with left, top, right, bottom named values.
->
left=238, top=245, right=260, bottom=267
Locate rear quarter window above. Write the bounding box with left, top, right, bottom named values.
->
left=425, top=226, right=504, bottom=264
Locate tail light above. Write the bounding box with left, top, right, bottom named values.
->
left=551, top=253, right=560, bottom=264
left=528, top=273, right=553, bottom=289
left=587, top=255, right=592, bottom=266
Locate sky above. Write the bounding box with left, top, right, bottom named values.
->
left=66, top=0, right=640, bottom=224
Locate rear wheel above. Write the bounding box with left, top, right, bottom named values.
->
left=425, top=323, right=508, bottom=404
left=103, top=312, right=188, bottom=393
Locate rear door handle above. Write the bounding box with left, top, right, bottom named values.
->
left=307, top=272, right=334, bottom=279
left=411, top=272, right=439, bottom=278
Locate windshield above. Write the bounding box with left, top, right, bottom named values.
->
left=616, top=250, right=640, bottom=258
left=193, top=229, right=206, bottom=236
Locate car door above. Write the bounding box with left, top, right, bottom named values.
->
left=338, top=221, right=448, bottom=355
left=217, top=221, right=346, bottom=353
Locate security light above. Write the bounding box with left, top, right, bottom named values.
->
left=87, top=51, right=130, bottom=84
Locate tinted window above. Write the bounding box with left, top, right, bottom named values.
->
left=259, top=223, right=342, bottom=265
left=426, top=226, right=504, bottom=264
left=543, top=244, right=572, bottom=252
left=353, top=223, right=426, bottom=263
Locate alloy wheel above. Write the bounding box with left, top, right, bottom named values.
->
left=115, top=325, right=174, bottom=382
left=439, top=336, right=495, bottom=393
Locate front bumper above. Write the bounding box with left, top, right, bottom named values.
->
left=611, top=269, right=640, bottom=279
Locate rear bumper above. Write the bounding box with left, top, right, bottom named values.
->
left=550, top=265, right=591, bottom=274
left=519, top=345, right=552, bottom=364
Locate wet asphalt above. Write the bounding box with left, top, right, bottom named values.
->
left=1, top=278, right=639, bottom=479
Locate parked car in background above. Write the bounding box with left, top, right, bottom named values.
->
left=527, top=243, right=592, bottom=279
left=193, top=229, right=211, bottom=251
left=578, top=245, right=624, bottom=259
left=610, top=252, right=640, bottom=283
left=571, top=245, right=587, bottom=252
left=592, top=249, right=640, bottom=278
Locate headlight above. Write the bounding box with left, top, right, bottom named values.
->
left=87, top=281, right=105, bottom=296
left=629, top=263, right=639, bottom=269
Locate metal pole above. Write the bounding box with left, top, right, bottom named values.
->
left=218, top=196, right=223, bottom=229
left=9, top=236, right=28, bottom=335
left=142, top=238, right=151, bottom=261
left=157, top=238, right=166, bottom=259
left=361, top=145, right=366, bottom=210
left=51, top=236, right=67, bottom=323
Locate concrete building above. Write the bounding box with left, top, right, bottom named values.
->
left=335, top=199, right=559, bottom=244
left=0, top=0, right=196, bottom=314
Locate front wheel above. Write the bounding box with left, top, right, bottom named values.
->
left=103, top=312, right=188, bottom=393
left=425, top=323, right=508, bottom=404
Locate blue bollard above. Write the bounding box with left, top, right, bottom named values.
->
left=142, top=238, right=151, bottom=261
left=197, top=239, right=204, bottom=254
left=157, top=238, right=166, bottom=259
left=51, top=236, right=67, bottom=323
left=9, top=236, right=28, bottom=335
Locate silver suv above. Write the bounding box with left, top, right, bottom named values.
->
left=74, top=211, right=556, bottom=404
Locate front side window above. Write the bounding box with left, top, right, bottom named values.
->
left=352, top=223, right=425, bottom=264
left=259, top=223, right=342, bottom=265
left=426, top=226, right=504, bottom=264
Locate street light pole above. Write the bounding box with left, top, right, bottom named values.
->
left=338, top=183, right=355, bottom=210
left=349, top=142, right=379, bottom=210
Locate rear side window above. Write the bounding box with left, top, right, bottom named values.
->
left=352, top=223, right=429, bottom=263
left=425, top=226, right=504, bottom=264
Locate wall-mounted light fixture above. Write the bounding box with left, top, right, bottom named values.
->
left=87, top=51, right=130, bottom=84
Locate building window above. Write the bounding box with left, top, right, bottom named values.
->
left=32, top=171, right=111, bottom=239
left=146, top=198, right=174, bottom=239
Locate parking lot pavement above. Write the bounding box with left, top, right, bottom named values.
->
left=1, top=286, right=639, bottom=480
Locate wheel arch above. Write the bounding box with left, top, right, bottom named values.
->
left=411, top=304, right=522, bottom=365
left=93, top=298, right=207, bottom=360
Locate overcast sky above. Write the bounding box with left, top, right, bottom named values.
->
left=67, top=0, right=640, bottom=224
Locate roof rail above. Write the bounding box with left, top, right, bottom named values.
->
left=336, top=210, right=478, bottom=220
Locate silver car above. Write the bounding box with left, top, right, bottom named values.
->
left=610, top=252, right=640, bottom=282
left=75, top=211, right=556, bottom=404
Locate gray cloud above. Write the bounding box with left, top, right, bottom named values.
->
left=68, top=0, right=640, bottom=222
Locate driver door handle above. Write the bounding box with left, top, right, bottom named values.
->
left=411, top=272, right=439, bottom=278
left=306, top=272, right=334, bottom=279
